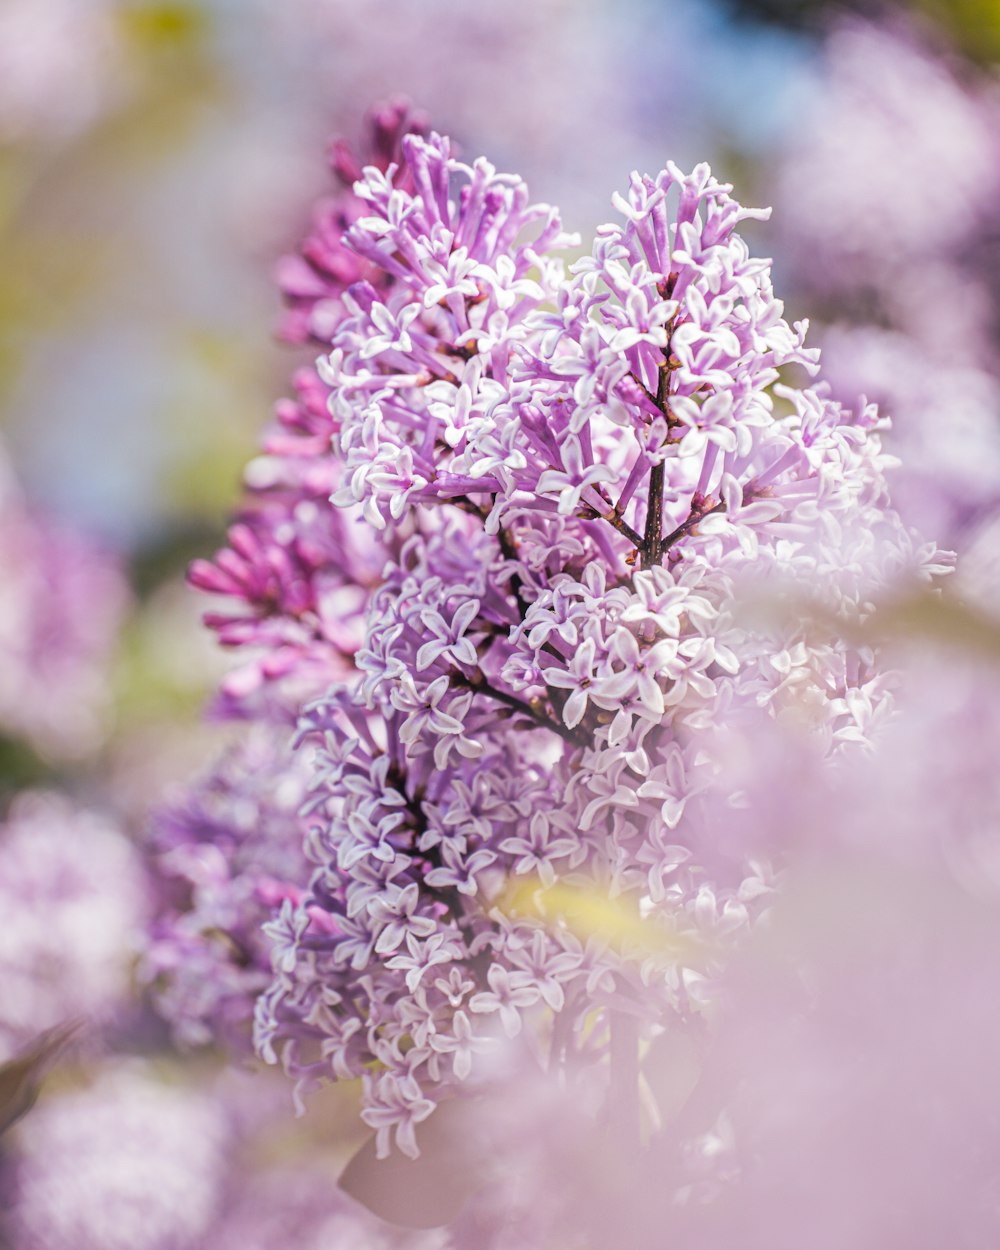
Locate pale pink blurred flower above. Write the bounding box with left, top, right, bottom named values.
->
left=773, top=17, right=1000, bottom=291
left=0, top=450, right=128, bottom=759
left=0, top=791, right=148, bottom=1063
left=0, top=0, right=129, bottom=145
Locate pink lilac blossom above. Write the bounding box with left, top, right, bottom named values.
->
left=0, top=791, right=148, bottom=1063
left=152, top=105, right=430, bottom=1049
left=189, top=101, right=426, bottom=721
left=224, top=130, right=947, bottom=1158
left=0, top=450, right=128, bottom=759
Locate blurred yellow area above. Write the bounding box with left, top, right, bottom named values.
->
left=500, top=876, right=708, bottom=962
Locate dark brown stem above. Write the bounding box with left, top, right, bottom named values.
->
left=458, top=670, right=584, bottom=746
left=640, top=462, right=665, bottom=569
left=662, top=499, right=725, bottom=551
left=581, top=503, right=644, bottom=548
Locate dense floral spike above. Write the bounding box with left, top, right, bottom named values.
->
left=235, top=131, right=947, bottom=1158
left=275, top=98, right=430, bottom=350
left=0, top=792, right=148, bottom=1062
left=189, top=101, right=427, bottom=716
left=153, top=106, right=440, bottom=1052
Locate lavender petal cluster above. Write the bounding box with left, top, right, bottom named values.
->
left=226, top=130, right=947, bottom=1156
left=189, top=101, right=427, bottom=720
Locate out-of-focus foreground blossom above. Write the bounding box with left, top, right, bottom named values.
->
left=1, top=1060, right=449, bottom=1250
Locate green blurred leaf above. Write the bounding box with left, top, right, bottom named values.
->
left=0, top=1021, right=85, bottom=1138
left=866, top=588, right=1000, bottom=659
left=339, top=1099, right=487, bottom=1228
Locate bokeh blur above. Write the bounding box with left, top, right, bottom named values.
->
left=3, top=0, right=1000, bottom=1246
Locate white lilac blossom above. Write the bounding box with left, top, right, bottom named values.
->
left=0, top=791, right=148, bottom=1062
left=231, top=130, right=947, bottom=1159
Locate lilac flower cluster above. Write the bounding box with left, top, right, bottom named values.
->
left=188, top=101, right=426, bottom=720
left=0, top=791, right=147, bottom=1062
left=189, top=129, right=945, bottom=1157
left=146, top=106, right=431, bottom=1049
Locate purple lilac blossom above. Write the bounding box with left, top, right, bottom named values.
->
left=149, top=105, right=430, bottom=1050
left=0, top=791, right=148, bottom=1062
left=143, top=728, right=315, bottom=1049
left=218, top=130, right=949, bottom=1158
left=5, top=1064, right=229, bottom=1250
left=0, top=449, right=127, bottom=759
left=771, top=17, right=1000, bottom=296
